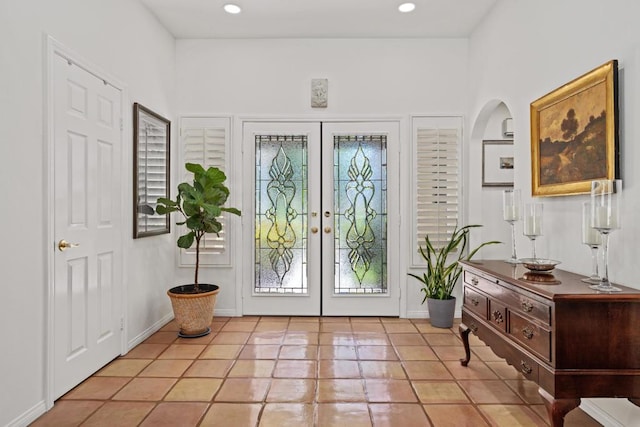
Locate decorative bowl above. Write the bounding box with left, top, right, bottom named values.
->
left=519, top=258, right=561, bottom=272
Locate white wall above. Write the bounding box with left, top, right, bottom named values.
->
left=468, top=0, right=640, bottom=424
left=0, top=1, right=175, bottom=425
left=175, top=38, right=470, bottom=317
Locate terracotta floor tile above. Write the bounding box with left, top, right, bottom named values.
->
left=30, top=400, right=103, bottom=427
left=317, top=403, right=372, bottom=427
left=279, top=344, right=318, bottom=359
left=259, top=403, right=315, bottom=427
left=317, top=379, right=366, bottom=402
left=210, top=320, right=228, bottom=332
left=139, top=402, right=208, bottom=427
left=413, top=321, right=455, bottom=334
left=247, top=332, right=285, bottom=345
left=143, top=331, right=178, bottom=344
left=365, top=379, right=417, bottom=402
left=443, top=360, right=500, bottom=380
left=290, top=316, right=320, bottom=323
left=175, top=332, right=215, bottom=345
left=238, top=344, right=281, bottom=359
left=321, top=316, right=351, bottom=323
left=319, top=333, right=356, bottom=345
left=357, top=345, right=398, bottom=360
left=121, top=343, right=169, bottom=359
left=472, top=345, right=505, bottom=362
left=183, top=359, right=234, bottom=377
left=199, top=403, right=262, bottom=427
left=287, top=322, right=320, bottom=332
left=485, top=361, right=525, bottom=380
left=412, top=381, right=469, bottom=404
left=318, top=360, right=361, bottom=378
left=423, top=404, right=489, bottom=427
left=423, top=333, right=461, bottom=346
left=266, top=379, right=316, bottom=402
left=388, top=333, right=427, bottom=346
left=369, top=403, right=431, bottom=427
left=383, top=322, right=419, bottom=333
left=319, top=345, right=358, bottom=360
left=478, top=404, right=548, bottom=427
left=431, top=345, right=467, bottom=361
left=211, top=331, right=251, bottom=344
left=403, top=361, right=453, bottom=380
left=283, top=332, right=318, bottom=345
left=112, top=378, right=177, bottom=401
left=321, top=322, right=354, bottom=333
left=458, top=380, right=524, bottom=404
left=157, top=343, right=206, bottom=359
left=352, top=332, right=391, bottom=345
left=164, top=378, right=223, bottom=401
left=214, top=378, right=271, bottom=402
left=221, top=320, right=257, bottom=332
left=62, top=377, right=130, bottom=400
left=254, top=321, right=289, bottom=332
left=352, top=322, right=386, bottom=333
left=273, top=360, right=317, bottom=378
left=81, top=401, right=155, bottom=427
left=351, top=317, right=382, bottom=323
left=138, top=359, right=193, bottom=377
left=94, top=359, right=152, bottom=377
left=160, top=320, right=180, bottom=331
left=359, top=361, right=406, bottom=379
left=199, top=344, right=243, bottom=359
left=504, top=379, right=544, bottom=404
left=228, top=359, right=275, bottom=377
left=394, top=345, right=438, bottom=361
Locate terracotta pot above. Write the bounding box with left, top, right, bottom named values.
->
left=167, top=284, right=219, bottom=338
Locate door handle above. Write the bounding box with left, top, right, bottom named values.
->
left=311, top=227, right=319, bottom=234
left=324, top=227, right=332, bottom=233
left=58, top=239, right=79, bottom=251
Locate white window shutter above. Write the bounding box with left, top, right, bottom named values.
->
left=179, top=117, right=233, bottom=267
left=411, top=116, right=463, bottom=267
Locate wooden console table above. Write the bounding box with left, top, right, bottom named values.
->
left=458, top=260, right=640, bottom=427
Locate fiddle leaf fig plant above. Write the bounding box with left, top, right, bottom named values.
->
left=409, top=224, right=500, bottom=302
left=156, top=163, right=241, bottom=291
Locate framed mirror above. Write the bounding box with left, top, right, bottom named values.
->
left=133, top=102, right=170, bottom=238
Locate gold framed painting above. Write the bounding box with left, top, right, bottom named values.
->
left=530, top=60, right=619, bottom=197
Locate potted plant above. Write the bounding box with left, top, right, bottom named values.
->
left=408, top=224, right=500, bottom=328
left=156, top=163, right=241, bottom=337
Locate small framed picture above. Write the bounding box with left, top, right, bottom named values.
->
left=482, top=140, right=514, bottom=187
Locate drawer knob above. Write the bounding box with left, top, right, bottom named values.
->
left=471, top=277, right=479, bottom=285
left=520, top=360, right=532, bottom=374
left=492, top=310, right=504, bottom=324
left=471, top=297, right=480, bottom=306
left=521, top=301, right=534, bottom=312
left=522, top=326, right=534, bottom=340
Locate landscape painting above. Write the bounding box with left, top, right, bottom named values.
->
left=530, top=60, right=618, bottom=196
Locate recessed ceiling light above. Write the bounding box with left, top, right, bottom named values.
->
left=223, top=3, right=242, bottom=14
left=398, top=3, right=416, bottom=13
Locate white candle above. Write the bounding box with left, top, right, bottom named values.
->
left=503, top=205, right=519, bottom=221
left=594, top=206, right=617, bottom=229
left=524, top=215, right=541, bottom=235
left=582, top=219, right=602, bottom=245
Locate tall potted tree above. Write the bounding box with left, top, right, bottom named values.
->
left=409, top=224, right=500, bottom=328
left=156, top=163, right=241, bottom=337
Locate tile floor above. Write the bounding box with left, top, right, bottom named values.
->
left=32, top=317, right=602, bottom=426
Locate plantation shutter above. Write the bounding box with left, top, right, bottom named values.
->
left=412, top=116, right=463, bottom=267
left=179, top=117, right=232, bottom=266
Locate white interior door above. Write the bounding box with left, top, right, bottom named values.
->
left=242, top=120, right=399, bottom=316
left=52, top=53, right=123, bottom=399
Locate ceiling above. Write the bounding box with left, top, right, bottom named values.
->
left=139, top=0, right=498, bottom=39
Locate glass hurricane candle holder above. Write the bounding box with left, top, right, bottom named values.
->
left=523, top=202, right=543, bottom=259
left=590, top=179, right=622, bottom=292
left=581, top=201, right=602, bottom=284
left=502, top=189, right=521, bottom=264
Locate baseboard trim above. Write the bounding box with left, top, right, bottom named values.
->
left=6, top=400, right=47, bottom=427
left=214, top=308, right=240, bottom=317
left=580, top=399, right=625, bottom=427
left=127, top=312, right=174, bottom=352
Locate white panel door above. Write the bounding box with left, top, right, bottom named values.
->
left=242, top=121, right=399, bottom=316
left=52, top=55, right=123, bottom=399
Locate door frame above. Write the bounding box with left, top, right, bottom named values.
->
left=44, top=35, right=128, bottom=409
left=236, top=116, right=405, bottom=317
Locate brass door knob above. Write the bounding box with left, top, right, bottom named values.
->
left=58, top=239, right=80, bottom=251
left=324, top=227, right=332, bottom=233
left=311, top=227, right=319, bottom=234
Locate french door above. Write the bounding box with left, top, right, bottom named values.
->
left=242, top=121, right=399, bottom=316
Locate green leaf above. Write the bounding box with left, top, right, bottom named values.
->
left=222, top=207, right=242, bottom=216
left=177, top=232, right=195, bottom=249
left=185, top=163, right=205, bottom=175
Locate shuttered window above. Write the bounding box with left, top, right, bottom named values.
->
left=411, top=116, right=463, bottom=267
left=179, top=117, right=233, bottom=267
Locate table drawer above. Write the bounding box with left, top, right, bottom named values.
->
left=509, top=311, right=551, bottom=362
left=464, top=271, right=502, bottom=296
left=500, top=288, right=551, bottom=326
left=464, top=286, right=487, bottom=318
left=488, top=299, right=507, bottom=333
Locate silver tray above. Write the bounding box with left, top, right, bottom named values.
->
left=519, top=258, right=561, bottom=272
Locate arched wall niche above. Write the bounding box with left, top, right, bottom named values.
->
left=468, top=99, right=515, bottom=260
